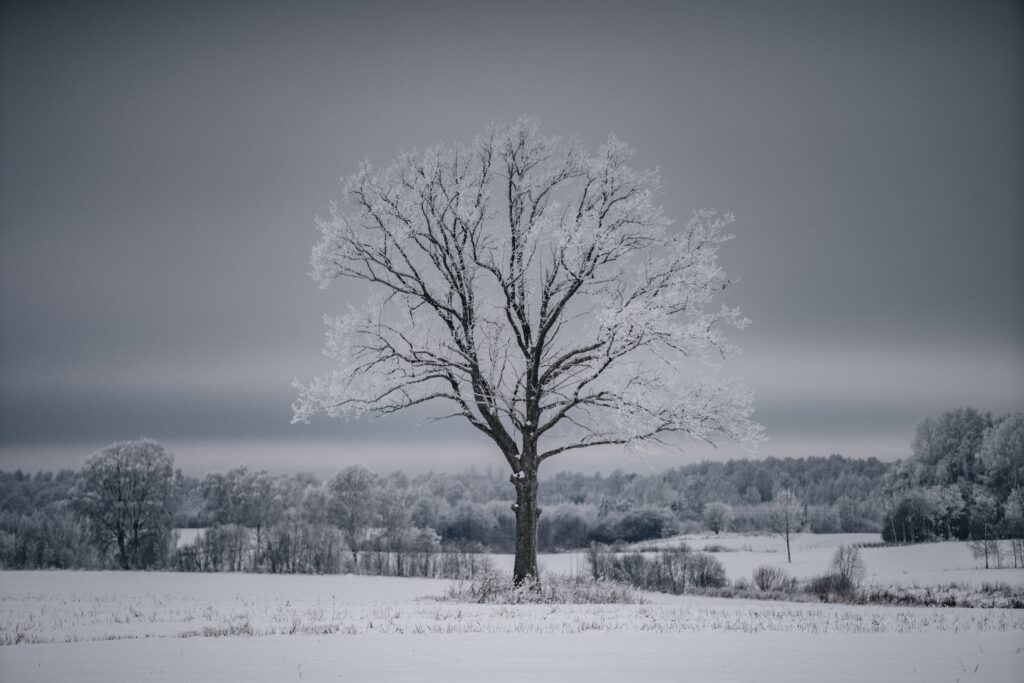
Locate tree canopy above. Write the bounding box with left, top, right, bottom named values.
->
left=293, top=117, right=762, bottom=583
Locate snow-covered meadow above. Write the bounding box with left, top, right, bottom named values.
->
left=502, top=533, right=1024, bottom=589
left=3, top=540, right=1024, bottom=683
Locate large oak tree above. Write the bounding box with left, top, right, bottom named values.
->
left=294, top=117, right=762, bottom=584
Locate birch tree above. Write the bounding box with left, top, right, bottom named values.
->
left=293, top=117, right=762, bottom=585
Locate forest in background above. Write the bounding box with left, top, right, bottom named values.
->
left=1, top=453, right=887, bottom=573
left=1, top=408, right=1020, bottom=575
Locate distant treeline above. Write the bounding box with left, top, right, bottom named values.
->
left=2, top=408, right=1019, bottom=573
left=1, top=447, right=890, bottom=572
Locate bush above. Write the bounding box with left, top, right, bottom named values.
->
left=445, top=572, right=644, bottom=604
left=702, top=543, right=731, bottom=553
left=857, top=582, right=1024, bottom=609
left=587, top=544, right=726, bottom=593
left=808, top=573, right=842, bottom=602
left=830, top=544, right=866, bottom=597
left=539, top=503, right=599, bottom=551
left=687, top=552, right=727, bottom=588
left=752, top=565, right=791, bottom=592
left=613, top=507, right=678, bottom=543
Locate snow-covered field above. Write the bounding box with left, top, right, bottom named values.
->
left=494, top=533, right=1024, bottom=589
left=2, top=568, right=1023, bottom=682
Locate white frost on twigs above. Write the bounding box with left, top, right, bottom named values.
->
left=294, top=116, right=764, bottom=457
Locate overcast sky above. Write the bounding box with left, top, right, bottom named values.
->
left=2, top=0, right=1022, bottom=476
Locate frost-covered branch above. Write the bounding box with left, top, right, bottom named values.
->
left=294, top=117, right=763, bottom=467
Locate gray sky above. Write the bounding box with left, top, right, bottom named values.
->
left=2, top=0, right=1022, bottom=476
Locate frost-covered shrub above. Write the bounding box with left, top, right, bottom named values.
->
left=445, top=572, right=644, bottom=605
left=587, top=544, right=726, bottom=593
left=539, top=503, right=600, bottom=551
left=830, top=544, right=866, bottom=596
left=803, top=545, right=866, bottom=603
left=806, top=572, right=857, bottom=602
left=702, top=543, right=729, bottom=553
left=687, top=552, right=727, bottom=588
left=808, top=573, right=841, bottom=602
left=858, top=582, right=1024, bottom=609
left=752, top=565, right=791, bottom=592
left=603, top=507, right=678, bottom=544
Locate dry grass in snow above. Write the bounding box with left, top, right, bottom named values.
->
left=2, top=570, right=1023, bottom=682
left=2, top=570, right=1022, bottom=647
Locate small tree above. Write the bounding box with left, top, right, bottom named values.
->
left=72, top=438, right=177, bottom=569
left=829, top=544, right=866, bottom=597
left=969, top=490, right=1001, bottom=569
left=752, top=564, right=791, bottom=592
left=293, top=117, right=763, bottom=585
left=703, top=501, right=733, bottom=535
left=769, top=488, right=803, bottom=563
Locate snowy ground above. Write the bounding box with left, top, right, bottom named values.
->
left=4, top=631, right=1023, bottom=683
left=2, top=570, right=1023, bottom=682
left=492, top=533, right=1024, bottom=589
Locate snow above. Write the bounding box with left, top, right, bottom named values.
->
left=3, top=535, right=1024, bottom=681
left=2, top=629, right=1022, bottom=682
left=488, top=533, right=1024, bottom=588
left=2, top=569, right=1024, bottom=681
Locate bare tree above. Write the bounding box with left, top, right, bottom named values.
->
left=969, top=490, right=1001, bottom=569
left=71, top=438, right=176, bottom=569
left=769, top=488, right=804, bottom=563
left=294, top=117, right=762, bottom=585
left=830, top=544, right=867, bottom=597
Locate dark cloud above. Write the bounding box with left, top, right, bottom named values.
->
left=2, top=0, right=1022, bottom=471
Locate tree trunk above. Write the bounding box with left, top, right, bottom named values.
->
left=255, top=523, right=262, bottom=571
left=983, top=522, right=990, bottom=569
left=117, top=527, right=129, bottom=570
left=512, top=473, right=540, bottom=586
